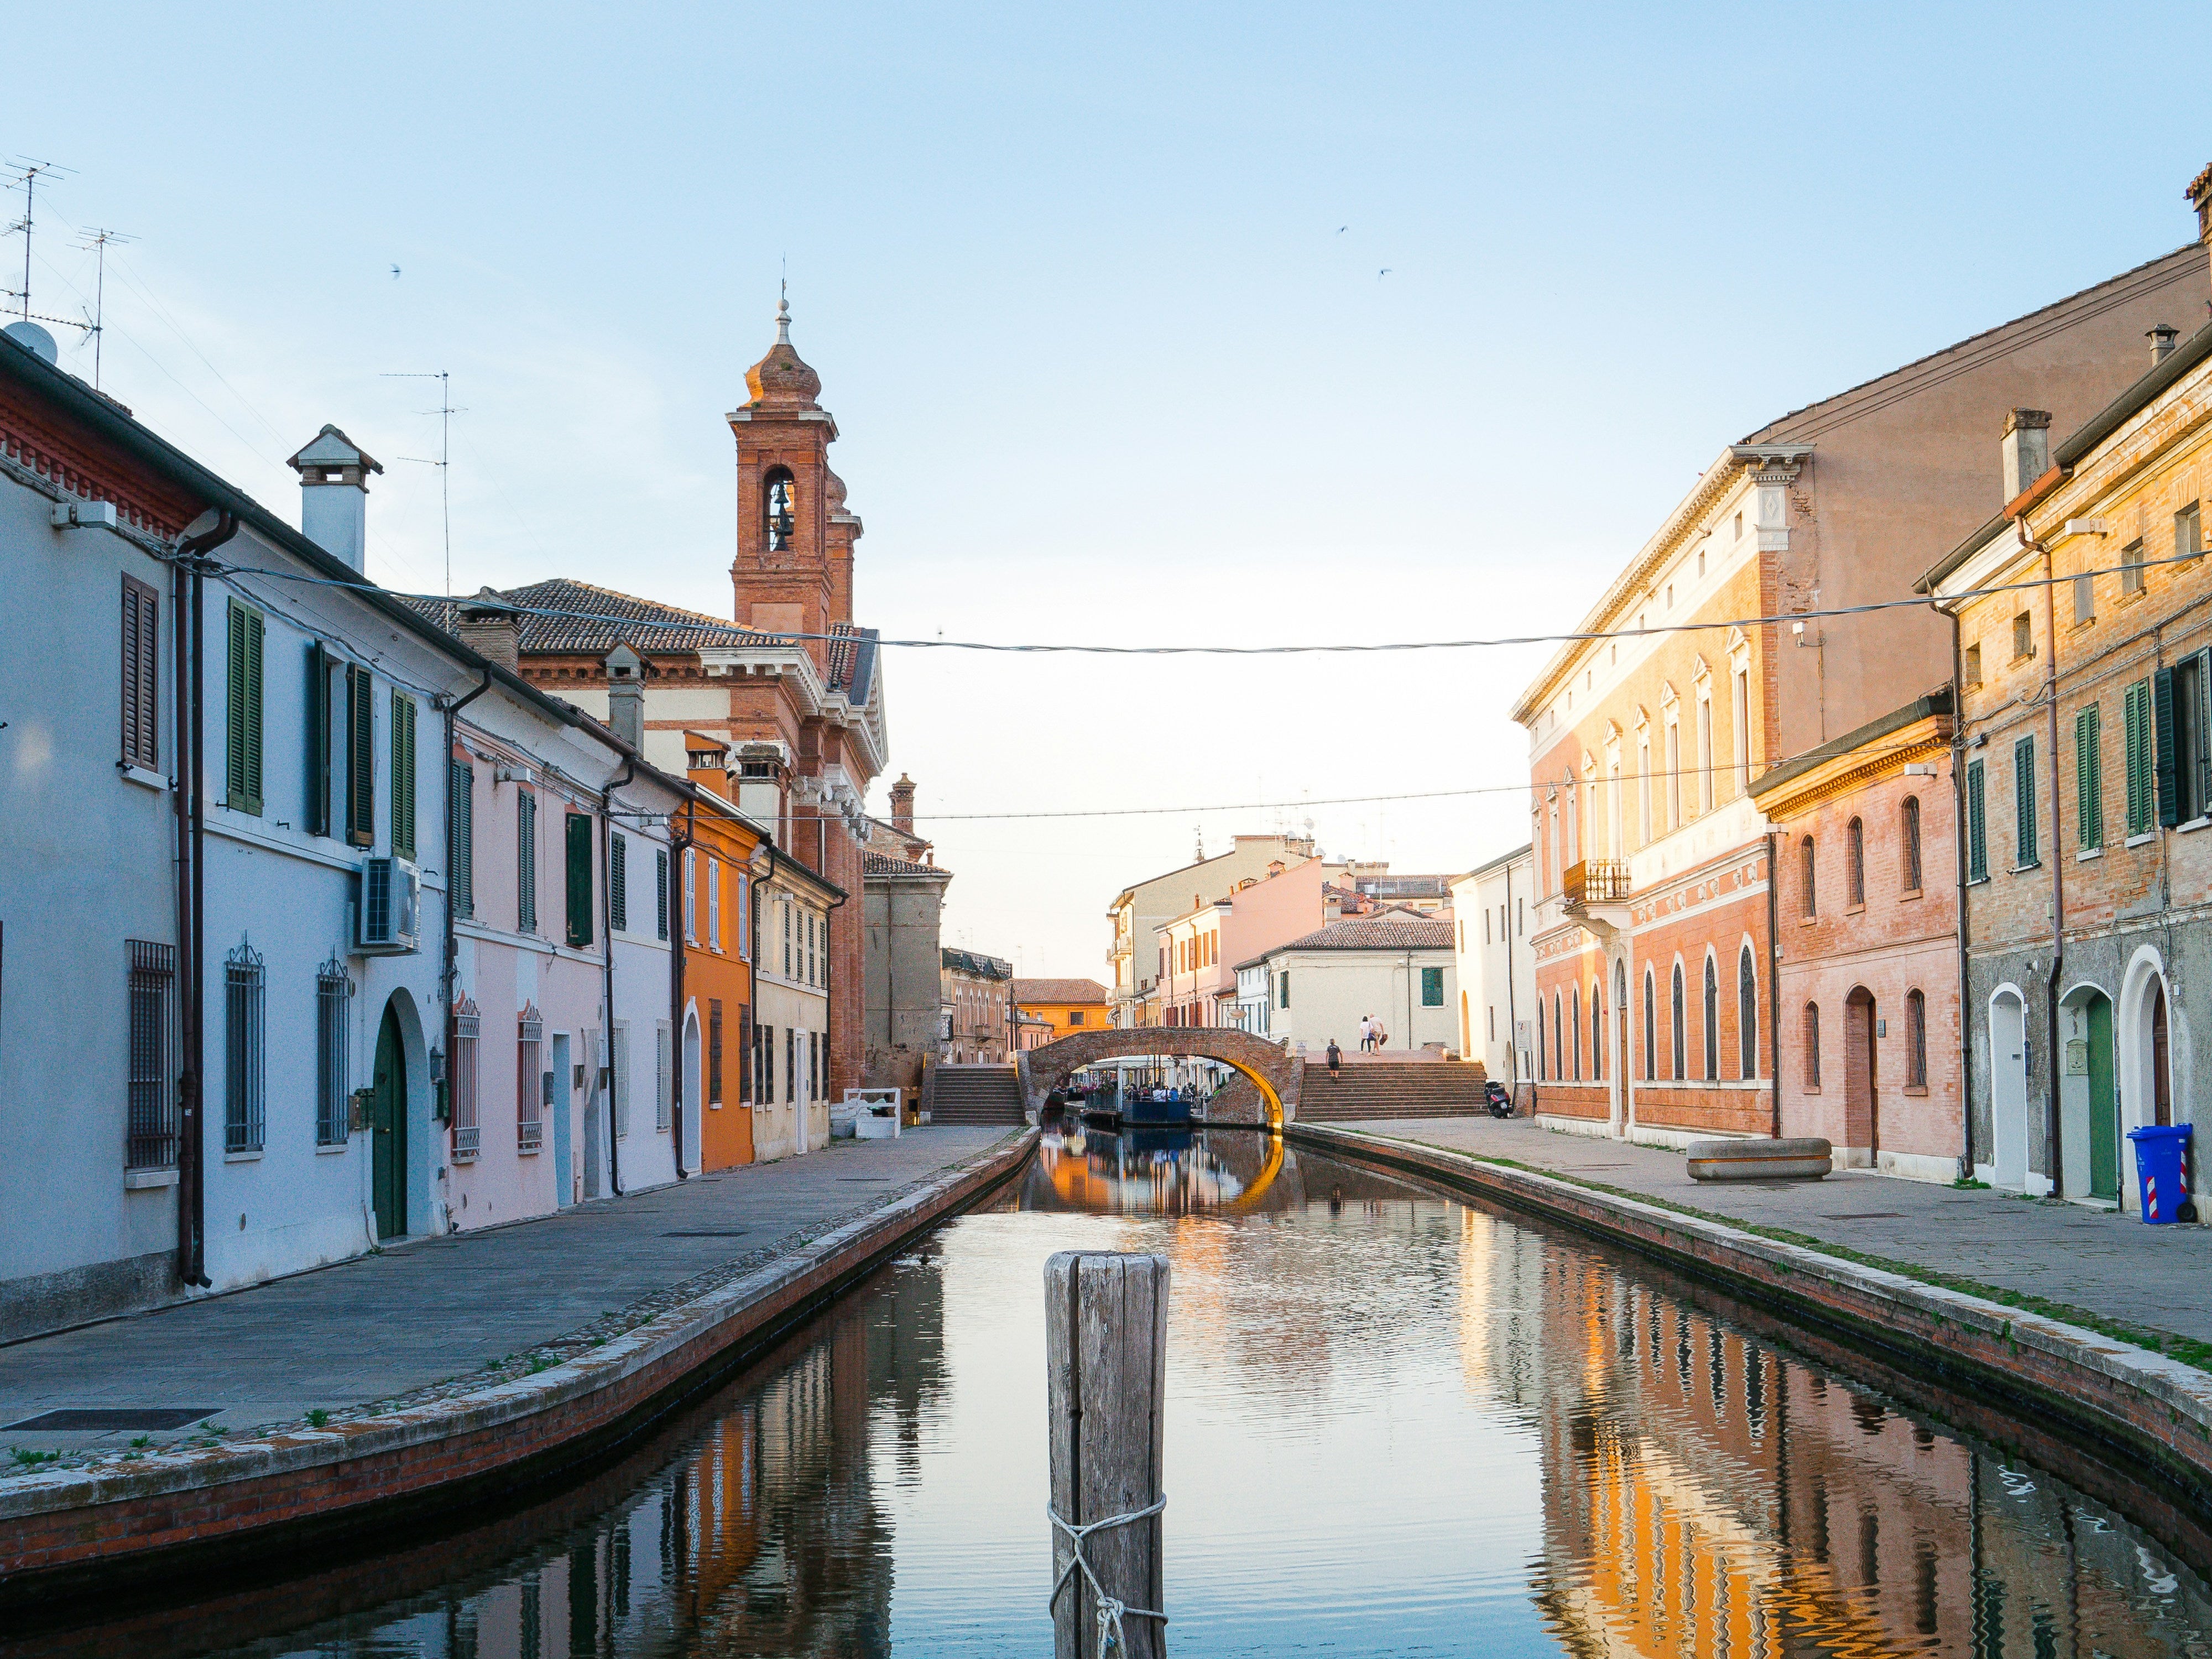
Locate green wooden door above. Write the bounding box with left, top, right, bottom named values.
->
left=2088, top=997, right=2119, bottom=1201
left=372, top=1005, right=408, bottom=1238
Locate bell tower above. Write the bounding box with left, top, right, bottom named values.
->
left=728, top=289, right=850, bottom=673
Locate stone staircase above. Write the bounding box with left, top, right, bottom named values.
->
left=930, top=1064, right=1027, bottom=1125
left=1297, top=1060, right=1493, bottom=1122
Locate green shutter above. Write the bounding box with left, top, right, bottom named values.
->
left=1421, top=966, right=1443, bottom=1006
left=225, top=603, right=247, bottom=805
left=391, top=696, right=417, bottom=860
left=566, top=812, right=594, bottom=948
left=610, top=833, right=628, bottom=932
left=305, top=642, right=330, bottom=835
left=2075, top=705, right=2103, bottom=852
left=226, top=602, right=264, bottom=815
left=347, top=666, right=374, bottom=846
left=2014, top=735, right=2037, bottom=867
left=2126, top=680, right=2152, bottom=836
left=450, top=761, right=473, bottom=917
left=518, top=793, right=538, bottom=933
left=1966, top=758, right=1987, bottom=882
left=2154, top=666, right=2180, bottom=827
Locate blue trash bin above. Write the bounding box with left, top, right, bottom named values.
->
left=2126, top=1124, right=2193, bottom=1223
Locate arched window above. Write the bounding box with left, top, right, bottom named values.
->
left=1703, top=955, right=1719, bottom=1081
left=1589, top=979, right=1604, bottom=1082
left=1643, top=969, right=1657, bottom=1081
left=1671, top=964, right=1686, bottom=1079
left=1569, top=985, right=1582, bottom=1080
left=1738, top=945, right=1757, bottom=1078
left=1537, top=992, right=1548, bottom=1080
left=1804, top=1002, right=1821, bottom=1087
left=1906, top=988, right=1927, bottom=1088
left=1902, top=796, right=1923, bottom=892
left=1552, top=992, right=1564, bottom=1083
left=1800, top=836, right=1817, bottom=917
left=1847, top=817, right=1866, bottom=907
left=764, top=467, right=797, bottom=551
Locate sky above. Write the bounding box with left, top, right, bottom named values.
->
left=12, top=2, right=2212, bottom=979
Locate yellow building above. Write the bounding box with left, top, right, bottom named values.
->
left=1011, top=978, right=1111, bottom=1042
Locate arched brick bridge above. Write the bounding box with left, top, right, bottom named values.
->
left=1015, top=1027, right=1299, bottom=1127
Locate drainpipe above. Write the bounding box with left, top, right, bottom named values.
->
left=1504, top=859, right=1524, bottom=1115
left=821, top=884, right=848, bottom=1146
left=174, top=511, right=238, bottom=1291
left=440, top=666, right=493, bottom=1220
left=1948, top=608, right=1976, bottom=1181
left=670, top=795, right=696, bottom=1178
left=2027, top=522, right=2068, bottom=1197
left=599, top=754, right=636, bottom=1196
left=1766, top=830, right=1782, bottom=1140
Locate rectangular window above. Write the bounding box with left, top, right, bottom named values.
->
left=1278, top=971, right=1290, bottom=1010
left=2164, top=653, right=2212, bottom=825
left=390, top=694, right=418, bottom=860
left=738, top=874, right=752, bottom=962
left=518, top=792, right=539, bottom=933
left=518, top=1006, right=544, bottom=1151
left=655, top=1019, right=672, bottom=1131
left=1665, top=719, right=1682, bottom=828
left=708, top=999, right=724, bottom=1105
left=223, top=940, right=266, bottom=1154
left=2126, top=678, right=2155, bottom=836
left=612, top=1021, right=630, bottom=1140
left=565, top=812, right=594, bottom=948
left=1964, top=643, right=1983, bottom=688
left=708, top=857, right=722, bottom=950
left=785, top=1027, right=796, bottom=1104
left=2012, top=612, right=2034, bottom=661
left=783, top=902, right=793, bottom=977
left=225, top=601, right=265, bottom=816
left=2123, top=539, right=2147, bottom=594
left=450, top=995, right=479, bottom=1159
left=450, top=761, right=474, bottom=917
left=1697, top=695, right=1714, bottom=813
left=126, top=940, right=177, bottom=1170
left=121, top=575, right=159, bottom=771
left=1420, top=966, right=1443, bottom=1006
left=305, top=642, right=332, bottom=835
left=2179, top=502, right=2204, bottom=561
left=1965, top=758, right=1987, bottom=882
left=610, top=833, right=629, bottom=933
left=1733, top=667, right=1751, bottom=794
left=682, top=849, right=697, bottom=942
left=345, top=663, right=373, bottom=845
left=316, top=959, right=352, bottom=1148
left=807, top=913, right=817, bottom=985
left=1638, top=739, right=1652, bottom=844
left=2076, top=705, right=2104, bottom=852
left=1488, top=1005, right=1496, bottom=1042
left=2073, top=568, right=2096, bottom=627
left=753, top=1015, right=769, bottom=1106
left=656, top=848, right=670, bottom=942
left=2013, top=735, right=2038, bottom=868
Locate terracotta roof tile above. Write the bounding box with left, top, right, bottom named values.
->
left=1011, top=978, right=1110, bottom=1005
left=1274, top=915, right=1455, bottom=952
left=863, top=851, right=949, bottom=879
left=406, top=579, right=769, bottom=656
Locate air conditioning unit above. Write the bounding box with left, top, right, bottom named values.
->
left=357, top=857, right=421, bottom=954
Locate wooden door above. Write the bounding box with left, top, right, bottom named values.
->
left=372, top=1005, right=406, bottom=1239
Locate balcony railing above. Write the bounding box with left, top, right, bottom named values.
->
left=1564, top=860, right=1631, bottom=905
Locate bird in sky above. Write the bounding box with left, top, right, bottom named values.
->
left=390, top=264, right=401, bottom=279
left=1337, top=225, right=1347, bottom=233
left=1378, top=268, right=1392, bottom=279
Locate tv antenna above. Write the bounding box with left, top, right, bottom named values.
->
left=70, top=227, right=133, bottom=389
left=382, top=371, right=463, bottom=595
left=3, top=157, right=75, bottom=326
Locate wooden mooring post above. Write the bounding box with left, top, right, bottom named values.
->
left=1045, top=1250, right=1169, bottom=1658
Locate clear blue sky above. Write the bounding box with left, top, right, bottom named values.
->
left=14, top=3, right=2210, bottom=977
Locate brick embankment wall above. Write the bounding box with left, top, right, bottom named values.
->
left=0, top=1131, right=1039, bottom=1617
left=1286, top=1124, right=2212, bottom=1517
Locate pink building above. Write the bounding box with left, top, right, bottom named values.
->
left=1158, top=856, right=1334, bottom=1027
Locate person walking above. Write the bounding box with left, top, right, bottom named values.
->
left=1358, top=1015, right=1375, bottom=1052
left=1326, top=1038, right=1342, bottom=1072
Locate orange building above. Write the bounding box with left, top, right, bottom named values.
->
left=1011, top=978, right=1111, bottom=1041
left=676, top=736, right=770, bottom=1171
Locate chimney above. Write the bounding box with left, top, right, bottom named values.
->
left=456, top=587, right=522, bottom=672
left=603, top=643, right=645, bottom=750
left=2001, top=409, right=2052, bottom=505
left=889, top=773, right=916, bottom=836
left=285, top=424, right=383, bottom=573
left=2189, top=163, right=2212, bottom=267
left=685, top=735, right=731, bottom=799
left=2151, top=324, right=2180, bottom=366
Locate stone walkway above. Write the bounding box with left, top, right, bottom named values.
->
left=0, top=1128, right=1009, bottom=1456
left=1334, top=1117, right=2212, bottom=1349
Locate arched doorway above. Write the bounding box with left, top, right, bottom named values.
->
left=2059, top=987, right=2119, bottom=1203
left=371, top=1003, right=408, bottom=1239
left=1989, top=989, right=2028, bottom=1191
left=683, top=1011, right=703, bottom=1174
left=1843, top=987, right=1877, bottom=1166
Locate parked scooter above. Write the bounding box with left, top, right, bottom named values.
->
left=1484, top=1080, right=1514, bottom=1119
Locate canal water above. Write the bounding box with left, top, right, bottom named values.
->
left=60, top=1128, right=2212, bottom=1657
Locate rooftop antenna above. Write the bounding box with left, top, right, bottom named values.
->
left=70, top=227, right=134, bottom=390
left=1194, top=824, right=1205, bottom=863
left=3, top=157, right=75, bottom=324
left=382, top=371, right=461, bottom=595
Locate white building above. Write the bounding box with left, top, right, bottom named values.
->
left=750, top=848, right=837, bottom=1160
left=1247, top=913, right=1458, bottom=1057
left=1448, top=845, right=1537, bottom=1102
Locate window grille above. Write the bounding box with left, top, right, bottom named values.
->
left=1799, top=836, right=1816, bottom=916
left=611, top=833, right=629, bottom=932
left=450, top=761, right=474, bottom=916
left=708, top=999, right=724, bottom=1105
left=1846, top=817, right=1865, bottom=906
left=451, top=995, right=481, bottom=1158
left=655, top=1020, right=672, bottom=1131
left=315, top=957, right=353, bottom=1147
left=1642, top=970, right=1656, bottom=1081
left=1902, top=795, right=1923, bottom=889
left=126, top=940, right=177, bottom=1170
left=224, top=938, right=266, bottom=1154
left=1738, top=946, right=1757, bottom=1079
left=226, top=602, right=265, bottom=816
left=656, top=848, right=670, bottom=942
left=612, top=1021, right=630, bottom=1140
left=785, top=1027, right=797, bottom=1104
left=390, top=694, right=418, bottom=860
left=1906, top=989, right=1928, bottom=1089
left=518, top=793, right=539, bottom=933
left=121, top=576, right=159, bottom=771
left=517, top=1004, right=544, bottom=1151
left=1569, top=985, right=1581, bottom=1080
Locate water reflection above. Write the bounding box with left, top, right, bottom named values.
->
left=30, top=1130, right=2212, bottom=1658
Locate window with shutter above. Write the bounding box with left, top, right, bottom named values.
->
left=610, top=833, right=628, bottom=932
left=1966, top=759, right=1987, bottom=881
left=2176, top=653, right=2212, bottom=824
left=2125, top=679, right=2154, bottom=836
left=518, top=792, right=538, bottom=933
left=304, top=642, right=332, bottom=835
left=2154, top=666, right=2180, bottom=827
left=1902, top=796, right=1923, bottom=891
left=708, top=999, right=723, bottom=1104
left=565, top=812, right=594, bottom=947
left=121, top=576, right=159, bottom=771
left=390, top=695, right=417, bottom=860
left=1420, top=966, right=1443, bottom=1006
left=450, top=761, right=474, bottom=917
left=1738, top=946, right=1757, bottom=1078
left=346, top=664, right=373, bottom=845
left=2013, top=736, right=2037, bottom=868
left=2075, top=706, right=2103, bottom=852
left=226, top=602, right=264, bottom=815
left=739, top=1004, right=753, bottom=1103
left=656, top=848, right=670, bottom=941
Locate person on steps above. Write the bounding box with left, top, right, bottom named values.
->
left=1326, top=1038, right=1342, bottom=1072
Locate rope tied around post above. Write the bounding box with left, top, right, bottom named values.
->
left=1048, top=1494, right=1168, bottom=1656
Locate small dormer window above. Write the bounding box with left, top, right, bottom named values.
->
left=765, top=468, right=797, bottom=551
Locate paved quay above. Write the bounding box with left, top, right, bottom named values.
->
left=1327, top=1116, right=2212, bottom=1350
left=0, top=1126, right=1010, bottom=1456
